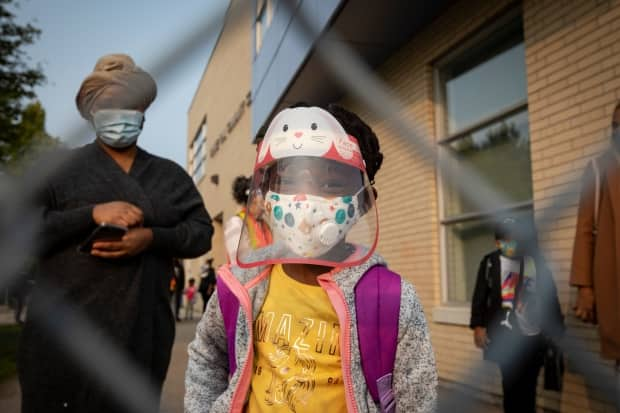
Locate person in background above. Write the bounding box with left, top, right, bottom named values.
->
left=198, top=258, right=216, bottom=313
left=470, top=217, right=563, bottom=413
left=169, top=271, right=177, bottom=300
left=18, top=53, right=213, bottom=413
left=571, top=101, right=620, bottom=407
left=11, top=267, right=32, bottom=325
left=223, top=175, right=271, bottom=265
left=173, top=258, right=186, bottom=322
left=184, top=278, right=197, bottom=321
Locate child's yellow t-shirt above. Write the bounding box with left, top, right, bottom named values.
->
left=246, top=264, right=346, bottom=413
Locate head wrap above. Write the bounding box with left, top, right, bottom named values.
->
left=76, top=54, right=157, bottom=120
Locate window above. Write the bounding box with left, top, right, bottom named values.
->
left=436, top=15, right=533, bottom=305
left=191, top=120, right=207, bottom=183
left=255, top=0, right=275, bottom=53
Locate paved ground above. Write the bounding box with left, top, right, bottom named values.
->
left=0, top=306, right=17, bottom=325
left=160, top=319, right=199, bottom=413
left=0, top=376, right=19, bottom=413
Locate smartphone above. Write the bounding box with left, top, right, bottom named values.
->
left=78, top=223, right=128, bottom=253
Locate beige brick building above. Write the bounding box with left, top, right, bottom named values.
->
left=186, top=0, right=256, bottom=278
left=189, top=0, right=620, bottom=411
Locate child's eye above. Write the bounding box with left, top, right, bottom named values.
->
left=311, top=122, right=318, bottom=130
left=282, top=124, right=289, bottom=132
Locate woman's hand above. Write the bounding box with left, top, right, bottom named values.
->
left=93, top=201, right=144, bottom=228
left=90, top=228, right=153, bottom=259
left=574, top=286, right=596, bottom=323
left=473, top=326, right=489, bottom=349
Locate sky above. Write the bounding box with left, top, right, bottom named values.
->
left=13, top=0, right=230, bottom=167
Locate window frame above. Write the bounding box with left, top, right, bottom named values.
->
left=255, top=0, right=275, bottom=53
left=433, top=10, right=532, bottom=314
left=191, top=119, right=207, bottom=184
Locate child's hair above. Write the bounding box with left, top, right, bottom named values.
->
left=493, top=216, right=540, bottom=255
left=232, top=175, right=251, bottom=205
left=188, top=278, right=196, bottom=285
left=494, top=217, right=519, bottom=240
left=326, top=104, right=383, bottom=184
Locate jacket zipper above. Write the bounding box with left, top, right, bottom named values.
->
left=318, top=271, right=359, bottom=413
left=218, top=266, right=271, bottom=413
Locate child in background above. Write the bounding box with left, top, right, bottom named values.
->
left=184, top=278, right=197, bottom=321
left=224, top=176, right=272, bottom=265
left=185, top=105, right=437, bottom=413
left=470, top=217, right=563, bottom=413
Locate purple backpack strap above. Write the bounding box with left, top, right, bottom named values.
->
left=216, top=276, right=240, bottom=376
left=355, top=264, right=401, bottom=413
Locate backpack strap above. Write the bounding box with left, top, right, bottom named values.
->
left=590, top=158, right=601, bottom=235
left=216, top=276, right=240, bottom=376
left=484, top=256, right=493, bottom=288
left=355, top=264, right=401, bottom=413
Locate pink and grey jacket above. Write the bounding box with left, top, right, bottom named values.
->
left=184, top=253, right=437, bottom=412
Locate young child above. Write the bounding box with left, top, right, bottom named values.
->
left=184, top=278, right=197, bottom=321
left=224, top=175, right=272, bottom=265
left=185, top=105, right=437, bottom=412
left=470, top=217, right=564, bottom=413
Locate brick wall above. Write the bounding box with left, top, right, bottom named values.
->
left=186, top=0, right=256, bottom=278
left=189, top=0, right=619, bottom=409
left=341, top=0, right=619, bottom=411
left=341, top=0, right=515, bottom=405
left=524, top=0, right=620, bottom=411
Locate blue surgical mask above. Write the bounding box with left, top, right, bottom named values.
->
left=92, top=109, right=144, bottom=148
left=498, top=240, right=519, bottom=258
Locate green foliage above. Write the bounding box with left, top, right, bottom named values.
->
left=0, top=324, right=21, bottom=382
left=0, top=0, right=58, bottom=168
left=6, top=100, right=60, bottom=171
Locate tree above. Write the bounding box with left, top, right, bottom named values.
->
left=8, top=101, right=60, bottom=171
left=0, top=0, right=56, bottom=167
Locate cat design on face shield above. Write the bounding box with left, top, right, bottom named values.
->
left=256, top=107, right=361, bottom=168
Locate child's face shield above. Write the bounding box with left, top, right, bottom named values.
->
left=236, top=156, right=378, bottom=268
left=268, top=156, right=364, bottom=196
left=236, top=106, right=379, bottom=268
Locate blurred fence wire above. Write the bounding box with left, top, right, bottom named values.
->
left=0, top=0, right=617, bottom=411
left=282, top=0, right=617, bottom=410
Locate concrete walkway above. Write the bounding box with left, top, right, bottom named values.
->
left=0, top=377, right=19, bottom=413
left=0, top=305, right=17, bottom=325
left=160, top=319, right=198, bottom=413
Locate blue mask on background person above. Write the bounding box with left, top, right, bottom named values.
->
left=92, top=109, right=144, bottom=148
left=499, top=240, right=519, bottom=258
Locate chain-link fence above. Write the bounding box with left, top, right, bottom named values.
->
left=1, top=0, right=618, bottom=411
